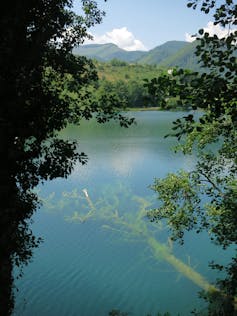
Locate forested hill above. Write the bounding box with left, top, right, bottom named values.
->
left=74, top=40, right=199, bottom=70
left=87, top=60, right=189, bottom=110
left=73, top=43, right=146, bottom=62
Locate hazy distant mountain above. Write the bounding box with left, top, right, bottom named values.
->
left=73, top=43, right=146, bottom=62
left=74, top=40, right=200, bottom=70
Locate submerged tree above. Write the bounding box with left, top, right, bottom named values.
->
left=0, top=1, right=134, bottom=314
left=146, top=1, right=237, bottom=315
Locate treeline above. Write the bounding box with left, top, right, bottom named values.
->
left=92, top=59, right=191, bottom=110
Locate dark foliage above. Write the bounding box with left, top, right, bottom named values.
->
left=0, top=1, right=134, bottom=314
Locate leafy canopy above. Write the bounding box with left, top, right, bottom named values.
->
left=146, top=0, right=237, bottom=314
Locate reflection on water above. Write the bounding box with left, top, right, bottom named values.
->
left=14, top=112, right=226, bottom=316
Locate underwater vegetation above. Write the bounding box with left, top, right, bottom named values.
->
left=40, top=183, right=218, bottom=296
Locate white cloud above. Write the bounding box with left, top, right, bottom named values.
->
left=84, top=27, right=147, bottom=51
left=185, top=32, right=196, bottom=43
left=186, top=21, right=237, bottom=42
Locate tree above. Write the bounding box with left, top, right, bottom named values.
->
left=0, top=1, right=134, bottom=314
left=146, top=1, right=237, bottom=314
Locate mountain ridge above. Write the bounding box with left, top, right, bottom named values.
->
left=74, top=43, right=146, bottom=62
left=73, top=40, right=200, bottom=70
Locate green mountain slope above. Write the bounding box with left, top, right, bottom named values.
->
left=159, top=41, right=200, bottom=70
left=136, top=41, right=189, bottom=64
left=74, top=41, right=201, bottom=70
left=73, top=43, right=146, bottom=62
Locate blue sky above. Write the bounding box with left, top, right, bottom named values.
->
left=73, top=0, right=225, bottom=50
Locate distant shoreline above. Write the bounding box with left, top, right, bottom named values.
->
left=126, top=107, right=191, bottom=112
left=127, top=107, right=161, bottom=111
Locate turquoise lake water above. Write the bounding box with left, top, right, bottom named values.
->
left=13, top=111, right=229, bottom=316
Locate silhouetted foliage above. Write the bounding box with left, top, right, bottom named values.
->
left=0, top=1, right=134, bottom=314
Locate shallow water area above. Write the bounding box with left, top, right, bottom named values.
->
left=14, top=111, right=229, bottom=316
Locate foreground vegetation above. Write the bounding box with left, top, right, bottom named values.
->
left=0, top=1, right=134, bottom=315
left=146, top=1, right=237, bottom=315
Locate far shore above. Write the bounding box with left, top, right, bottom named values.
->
left=126, top=107, right=192, bottom=112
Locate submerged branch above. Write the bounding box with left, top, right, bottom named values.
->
left=199, top=170, right=224, bottom=196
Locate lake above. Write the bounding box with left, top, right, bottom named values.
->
left=14, top=111, right=227, bottom=316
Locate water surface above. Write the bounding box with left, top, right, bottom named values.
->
left=14, top=111, right=227, bottom=316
